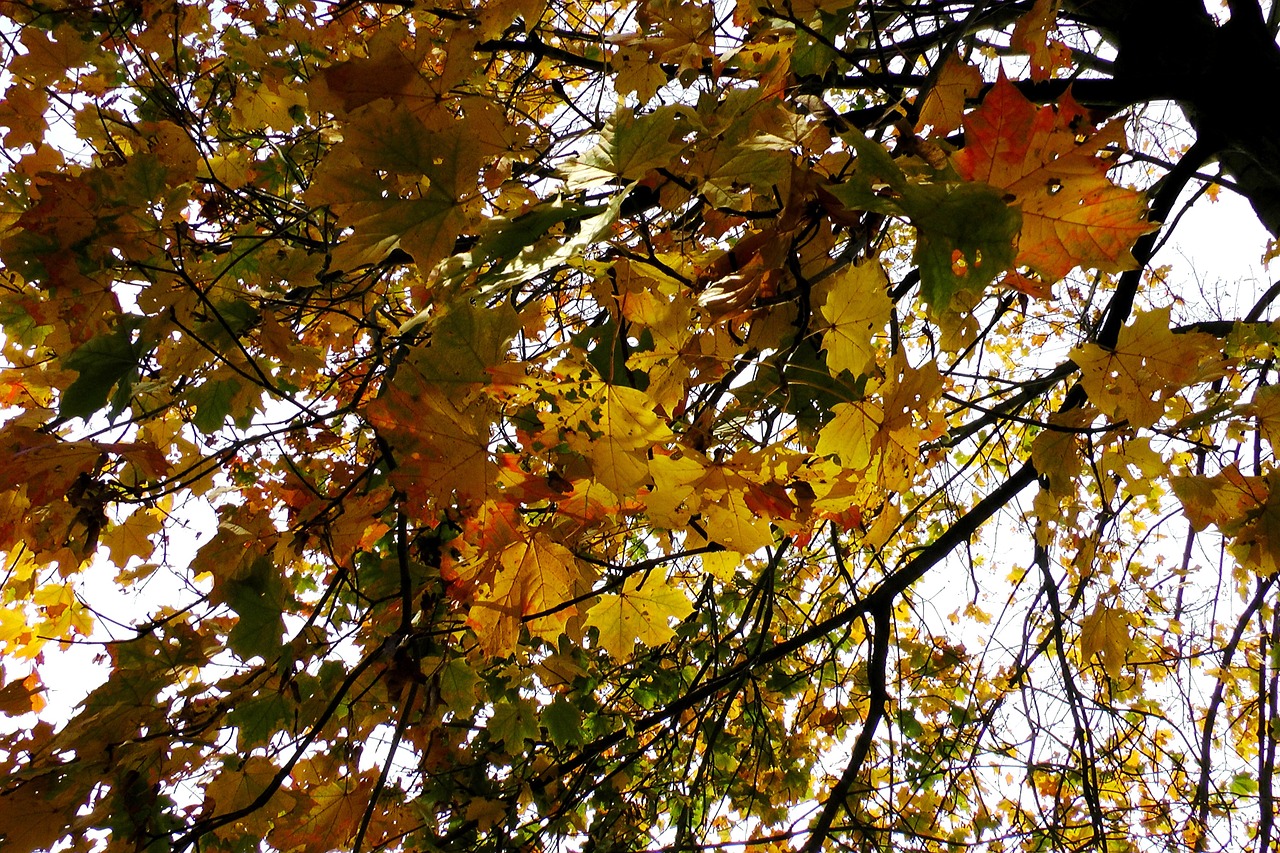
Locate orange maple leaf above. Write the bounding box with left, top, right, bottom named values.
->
left=365, top=384, right=499, bottom=509
left=468, top=534, right=580, bottom=656
left=1010, top=0, right=1073, bottom=82
left=953, top=74, right=1155, bottom=281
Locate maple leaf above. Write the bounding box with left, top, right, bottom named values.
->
left=204, top=755, right=281, bottom=827
left=0, top=768, right=90, bottom=853
left=366, top=383, right=500, bottom=509
left=10, top=24, right=94, bottom=87
left=468, top=534, right=580, bottom=656
left=308, top=23, right=431, bottom=116
left=1247, top=384, right=1280, bottom=450
left=100, top=507, right=163, bottom=567
left=1069, top=307, right=1221, bottom=428
left=645, top=451, right=705, bottom=528
left=1030, top=419, right=1084, bottom=497
left=1011, top=0, right=1073, bottom=82
left=1172, top=466, right=1280, bottom=575
left=703, top=494, right=775, bottom=553
left=584, top=384, right=674, bottom=448
left=953, top=74, right=1155, bottom=281
left=269, top=763, right=378, bottom=853
left=612, top=43, right=671, bottom=101
left=585, top=569, right=693, bottom=658
left=557, top=381, right=675, bottom=496
left=231, top=78, right=308, bottom=132
left=0, top=426, right=102, bottom=505
left=0, top=84, right=50, bottom=150
left=394, top=420, right=498, bottom=508
left=829, top=128, right=1021, bottom=310
left=307, top=99, right=510, bottom=271
left=696, top=463, right=777, bottom=553
left=816, top=401, right=881, bottom=470
left=562, top=105, right=692, bottom=190
left=615, top=0, right=716, bottom=79
left=818, top=259, right=891, bottom=377
left=916, top=54, right=985, bottom=135
left=1079, top=602, right=1132, bottom=680
left=404, top=298, right=521, bottom=396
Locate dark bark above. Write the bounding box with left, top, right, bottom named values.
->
left=1067, top=0, right=1280, bottom=233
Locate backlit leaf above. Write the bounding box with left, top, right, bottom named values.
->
left=1070, top=307, right=1221, bottom=428
left=1079, top=602, right=1131, bottom=679
left=468, top=534, right=580, bottom=656
left=916, top=54, right=984, bottom=134
left=819, top=259, right=891, bottom=377
left=954, top=74, right=1156, bottom=281
left=585, top=569, right=693, bottom=658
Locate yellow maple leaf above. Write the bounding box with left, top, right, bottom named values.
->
left=469, top=534, right=579, bottom=656
left=558, top=382, right=675, bottom=496
left=593, top=384, right=674, bottom=448
left=697, top=465, right=776, bottom=552
left=819, top=260, right=891, bottom=378
left=1097, top=436, right=1165, bottom=503
left=204, top=756, right=281, bottom=835
left=1172, top=466, right=1280, bottom=575
left=1070, top=307, right=1221, bottom=428
left=815, top=401, right=882, bottom=470
left=916, top=53, right=984, bottom=135
left=580, top=437, right=651, bottom=496
left=703, top=496, right=775, bottom=553
left=613, top=44, right=670, bottom=102
left=862, top=501, right=901, bottom=550
left=269, top=766, right=373, bottom=853
left=232, top=80, right=308, bottom=132
left=1030, top=421, right=1083, bottom=497
left=585, top=569, right=693, bottom=658
left=1246, top=384, right=1280, bottom=450
left=1079, top=602, right=1131, bottom=680
left=646, top=452, right=706, bottom=528
left=100, top=507, right=163, bottom=567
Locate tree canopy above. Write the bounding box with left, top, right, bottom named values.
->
left=2, top=0, right=1280, bottom=851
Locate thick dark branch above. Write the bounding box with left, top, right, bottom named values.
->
left=801, top=605, right=892, bottom=853
left=1067, top=0, right=1280, bottom=234
left=476, top=36, right=609, bottom=72
left=549, top=461, right=1039, bottom=783
left=1095, top=136, right=1216, bottom=347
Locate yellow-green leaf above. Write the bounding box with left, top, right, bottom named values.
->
left=819, top=259, right=891, bottom=378
left=585, top=570, right=693, bottom=658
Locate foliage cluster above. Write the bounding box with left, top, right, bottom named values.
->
left=2, top=1, right=1280, bottom=852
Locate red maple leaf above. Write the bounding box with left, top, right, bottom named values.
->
left=953, top=74, right=1156, bottom=282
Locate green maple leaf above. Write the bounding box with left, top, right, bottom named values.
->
left=405, top=298, right=521, bottom=398
left=60, top=328, right=143, bottom=420
left=562, top=105, right=692, bottom=189
left=827, top=128, right=1020, bottom=312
